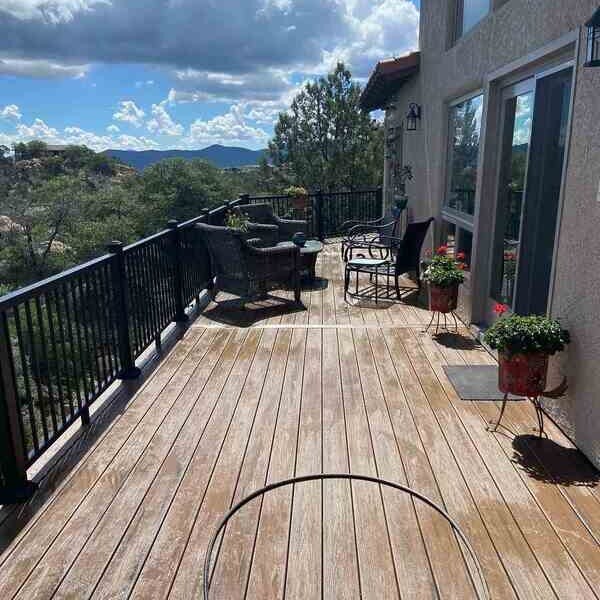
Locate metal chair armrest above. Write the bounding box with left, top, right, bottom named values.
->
left=340, top=216, right=385, bottom=233
left=346, top=222, right=394, bottom=239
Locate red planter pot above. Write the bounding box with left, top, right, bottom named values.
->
left=498, top=352, right=548, bottom=397
left=291, top=195, right=309, bottom=210
left=429, top=284, right=458, bottom=313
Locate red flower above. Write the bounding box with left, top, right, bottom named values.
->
left=493, top=303, right=509, bottom=315
left=457, top=263, right=465, bottom=270
left=436, top=245, right=448, bottom=255
left=456, top=251, right=466, bottom=261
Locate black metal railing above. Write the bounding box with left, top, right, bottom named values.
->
left=0, top=189, right=382, bottom=503
left=247, top=188, right=382, bottom=239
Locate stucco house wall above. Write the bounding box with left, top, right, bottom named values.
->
left=381, top=0, right=600, bottom=467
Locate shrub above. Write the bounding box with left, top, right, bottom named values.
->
left=484, top=313, right=570, bottom=356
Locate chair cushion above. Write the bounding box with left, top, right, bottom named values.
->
left=348, top=258, right=387, bottom=267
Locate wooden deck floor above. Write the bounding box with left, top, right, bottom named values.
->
left=1, top=242, right=599, bottom=599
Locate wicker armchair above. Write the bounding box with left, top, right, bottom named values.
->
left=196, top=223, right=301, bottom=304
left=234, top=203, right=308, bottom=242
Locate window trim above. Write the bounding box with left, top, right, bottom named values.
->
left=443, top=90, right=485, bottom=228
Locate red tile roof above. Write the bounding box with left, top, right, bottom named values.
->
left=360, top=52, right=420, bottom=112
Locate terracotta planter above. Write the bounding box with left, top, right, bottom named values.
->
left=291, top=195, right=309, bottom=210
left=429, top=284, right=458, bottom=313
left=498, top=352, right=548, bottom=397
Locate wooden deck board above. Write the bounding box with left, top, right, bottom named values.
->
left=1, top=242, right=598, bottom=599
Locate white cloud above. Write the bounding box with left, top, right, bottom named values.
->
left=313, top=0, right=419, bottom=78
left=113, top=100, right=146, bottom=128
left=113, top=134, right=159, bottom=151
left=135, top=79, right=154, bottom=88
left=0, top=104, right=22, bottom=121
left=0, top=115, right=159, bottom=151
left=184, top=105, right=269, bottom=149
left=16, top=118, right=61, bottom=142
left=0, top=0, right=111, bottom=24
left=0, top=58, right=89, bottom=79
left=146, top=102, right=183, bottom=136
left=106, top=124, right=120, bottom=133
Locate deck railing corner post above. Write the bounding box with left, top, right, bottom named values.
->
left=239, top=193, right=250, bottom=205
left=107, top=241, right=141, bottom=380
left=376, top=186, right=384, bottom=217
left=315, top=188, right=324, bottom=241
left=167, top=220, right=189, bottom=324
left=0, top=311, right=37, bottom=503
left=201, top=208, right=211, bottom=225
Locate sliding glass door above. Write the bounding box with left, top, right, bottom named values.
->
left=490, top=66, right=573, bottom=315
left=491, top=81, right=534, bottom=308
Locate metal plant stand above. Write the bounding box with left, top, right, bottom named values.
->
left=203, top=473, right=490, bottom=600
left=425, top=310, right=460, bottom=335
left=487, top=393, right=547, bottom=438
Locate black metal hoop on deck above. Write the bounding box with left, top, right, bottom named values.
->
left=203, top=473, right=490, bottom=599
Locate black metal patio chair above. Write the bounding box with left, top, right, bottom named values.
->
left=340, top=211, right=402, bottom=262
left=234, top=203, right=308, bottom=243
left=196, top=223, right=301, bottom=306
left=344, top=218, right=434, bottom=303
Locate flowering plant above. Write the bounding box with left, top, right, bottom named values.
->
left=284, top=186, right=308, bottom=197
left=225, top=211, right=250, bottom=232
left=484, top=311, right=570, bottom=357
left=423, top=246, right=466, bottom=288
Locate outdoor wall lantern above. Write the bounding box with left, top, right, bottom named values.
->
left=585, top=7, right=600, bottom=67
left=406, top=103, right=422, bottom=131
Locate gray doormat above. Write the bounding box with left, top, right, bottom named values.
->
left=443, top=365, right=523, bottom=400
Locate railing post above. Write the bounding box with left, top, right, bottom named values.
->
left=239, top=193, right=250, bottom=205
left=167, top=220, right=189, bottom=324
left=0, top=311, right=37, bottom=503
left=107, top=241, right=141, bottom=380
left=376, top=186, right=384, bottom=217
left=314, top=189, right=324, bottom=241
left=201, top=208, right=211, bottom=225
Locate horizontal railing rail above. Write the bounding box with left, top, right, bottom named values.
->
left=247, top=188, right=382, bottom=239
left=0, top=189, right=381, bottom=503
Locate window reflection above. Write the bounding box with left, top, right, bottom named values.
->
left=445, top=94, right=483, bottom=217
left=461, top=0, right=490, bottom=36
left=492, top=91, right=534, bottom=306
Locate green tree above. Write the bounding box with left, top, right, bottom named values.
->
left=269, top=63, right=383, bottom=191
left=139, top=158, right=236, bottom=227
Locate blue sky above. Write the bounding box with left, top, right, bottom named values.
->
left=0, top=1, right=419, bottom=151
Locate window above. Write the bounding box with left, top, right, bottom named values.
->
left=444, top=94, right=483, bottom=220
left=455, top=0, right=490, bottom=40
left=441, top=221, right=473, bottom=271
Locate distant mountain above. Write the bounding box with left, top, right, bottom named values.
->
left=104, top=144, right=267, bottom=171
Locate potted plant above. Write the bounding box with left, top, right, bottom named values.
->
left=423, top=246, right=466, bottom=313
left=225, top=211, right=249, bottom=232
left=484, top=306, right=570, bottom=397
left=285, top=186, right=309, bottom=210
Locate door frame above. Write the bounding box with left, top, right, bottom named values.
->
left=481, top=58, right=577, bottom=325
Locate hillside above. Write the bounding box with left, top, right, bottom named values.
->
left=104, top=144, right=267, bottom=170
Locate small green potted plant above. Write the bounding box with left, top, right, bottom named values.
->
left=285, top=186, right=309, bottom=210
left=423, top=246, right=466, bottom=313
left=225, top=211, right=249, bottom=232
left=484, top=305, right=570, bottom=397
